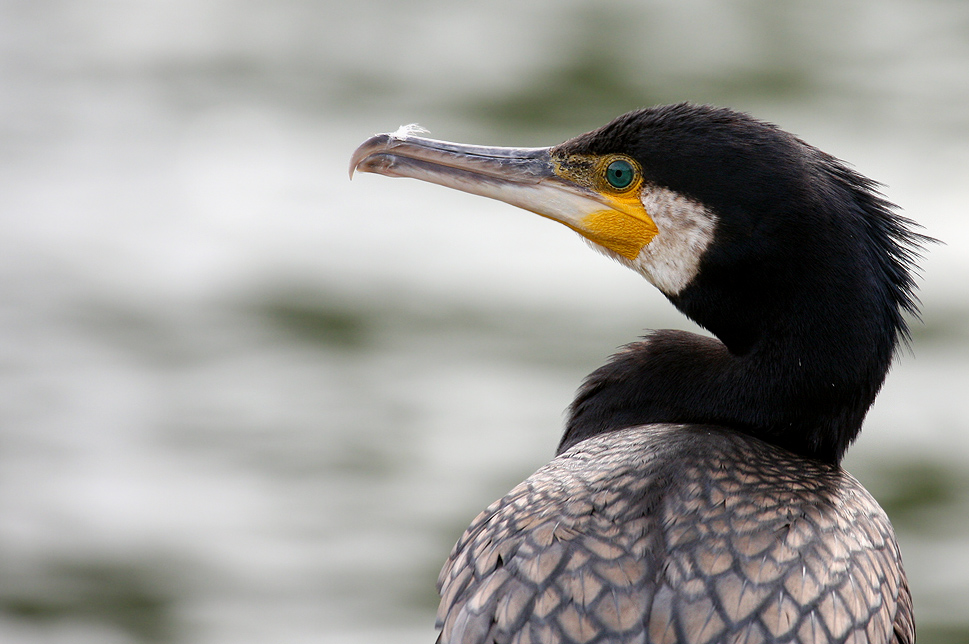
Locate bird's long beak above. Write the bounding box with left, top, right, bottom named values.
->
left=349, top=128, right=657, bottom=260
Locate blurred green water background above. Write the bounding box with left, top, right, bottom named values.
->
left=1, top=1, right=969, bottom=642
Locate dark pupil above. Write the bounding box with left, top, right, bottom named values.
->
left=606, top=160, right=634, bottom=189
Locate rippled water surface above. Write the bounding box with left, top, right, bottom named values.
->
left=2, top=1, right=969, bottom=643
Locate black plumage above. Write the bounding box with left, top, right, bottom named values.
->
left=557, top=105, right=924, bottom=462
left=350, top=103, right=928, bottom=644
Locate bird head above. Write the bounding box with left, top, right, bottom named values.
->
left=352, top=105, right=919, bottom=354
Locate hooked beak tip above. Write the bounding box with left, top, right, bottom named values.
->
left=350, top=126, right=430, bottom=181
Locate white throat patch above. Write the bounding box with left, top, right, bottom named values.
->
left=617, top=186, right=718, bottom=295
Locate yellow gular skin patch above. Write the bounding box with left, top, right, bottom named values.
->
left=581, top=208, right=658, bottom=260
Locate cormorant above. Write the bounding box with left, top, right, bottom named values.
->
left=349, top=104, right=926, bottom=644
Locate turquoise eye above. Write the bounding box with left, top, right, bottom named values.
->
left=605, top=159, right=635, bottom=189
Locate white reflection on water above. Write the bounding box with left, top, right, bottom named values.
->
left=1, top=1, right=969, bottom=642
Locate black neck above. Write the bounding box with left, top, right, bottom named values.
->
left=559, top=325, right=893, bottom=465
left=561, top=231, right=907, bottom=465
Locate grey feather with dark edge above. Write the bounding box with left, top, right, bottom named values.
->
left=437, top=425, right=912, bottom=644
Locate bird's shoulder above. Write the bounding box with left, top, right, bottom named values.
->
left=436, top=424, right=912, bottom=644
